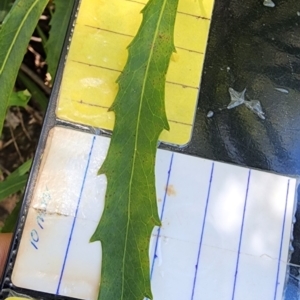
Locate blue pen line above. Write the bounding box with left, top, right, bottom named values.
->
left=231, top=169, right=251, bottom=300
left=273, top=179, right=290, bottom=300
left=56, top=136, right=96, bottom=294
left=150, top=153, right=174, bottom=279
left=190, top=162, right=214, bottom=300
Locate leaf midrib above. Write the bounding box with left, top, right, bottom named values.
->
left=0, top=0, right=39, bottom=75
left=121, top=0, right=168, bottom=298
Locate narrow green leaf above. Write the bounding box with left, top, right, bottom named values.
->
left=90, top=0, right=179, bottom=299
left=0, top=174, right=28, bottom=201
left=36, top=24, right=47, bottom=49
left=0, top=0, right=49, bottom=135
left=9, top=90, right=31, bottom=107
left=0, top=159, right=31, bottom=201
left=1, top=199, right=22, bottom=233
left=9, top=158, right=32, bottom=179
left=18, top=71, right=48, bottom=112
left=46, top=0, right=74, bottom=80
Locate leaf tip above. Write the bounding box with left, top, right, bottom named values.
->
left=89, top=236, right=96, bottom=243
left=97, top=166, right=105, bottom=175
left=163, top=119, right=170, bottom=131
left=90, top=230, right=100, bottom=243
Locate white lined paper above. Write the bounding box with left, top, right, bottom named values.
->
left=11, top=127, right=296, bottom=300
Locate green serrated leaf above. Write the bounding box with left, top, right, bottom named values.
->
left=0, top=0, right=49, bottom=135
left=46, top=0, right=74, bottom=80
left=9, top=90, right=31, bottom=107
left=90, top=0, right=179, bottom=299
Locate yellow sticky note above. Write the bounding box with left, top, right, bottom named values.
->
left=56, top=0, right=214, bottom=146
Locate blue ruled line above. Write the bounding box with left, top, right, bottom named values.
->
left=56, top=136, right=96, bottom=294
left=231, top=169, right=251, bottom=300
left=274, top=179, right=290, bottom=300
left=191, top=162, right=214, bottom=300
left=150, top=153, right=174, bottom=279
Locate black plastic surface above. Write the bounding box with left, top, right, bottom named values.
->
left=182, top=0, right=300, bottom=177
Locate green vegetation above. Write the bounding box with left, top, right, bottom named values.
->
left=91, top=1, right=179, bottom=299
left=0, top=0, right=74, bottom=231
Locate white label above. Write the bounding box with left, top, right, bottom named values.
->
left=12, top=127, right=296, bottom=300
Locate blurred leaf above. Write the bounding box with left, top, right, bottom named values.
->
left=0, top=159, right=32, bottom=201
left=9, top=159, right=32, bottom=179
left=9, top=90, right=31, bottom=107
left=36, top=24, right=47, bottom=48
left=0, top=174, right=28, bottom=202
left=1, top=199, right=22, bottom=233
left=46, top=0, right=74, bottom=80
left=0, top=0, right=13, bottom=23
left=18, top=71, right=48, bottom=111
left=0, top=0, right=49, bottom=135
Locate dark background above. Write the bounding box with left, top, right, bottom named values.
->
left=183, top=0, right=300, bottom=176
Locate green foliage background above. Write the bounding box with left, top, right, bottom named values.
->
left=0, top=0, right=74, bottom=231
